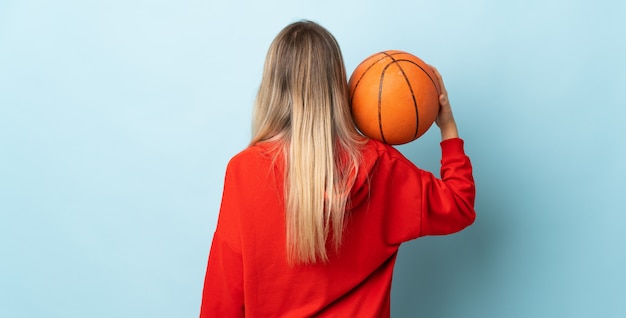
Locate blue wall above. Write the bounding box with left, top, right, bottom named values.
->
left=1, top=0, right=624, bottom=317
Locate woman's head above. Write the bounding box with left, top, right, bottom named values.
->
left=251, top=20, right=364, bottom=265
left=252, top=20, right=357, bottom=143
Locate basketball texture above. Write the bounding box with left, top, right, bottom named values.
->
left=348, top=50, right=441, bottom=145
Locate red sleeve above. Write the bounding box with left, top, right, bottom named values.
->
left=199, top=159, right=245, bottom=318
left=418, top=138, right=476, bottom=236
left=379, top=138, right=475, bottom=244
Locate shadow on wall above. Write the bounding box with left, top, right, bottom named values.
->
left=391, top=193, right=509, bottom=317
left=390, top=125, right=513, bottom=317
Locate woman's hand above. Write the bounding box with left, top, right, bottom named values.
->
left=431, top=66, right=459, bottom=140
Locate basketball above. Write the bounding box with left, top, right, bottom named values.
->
left=348, top=50, right=441, bottom=145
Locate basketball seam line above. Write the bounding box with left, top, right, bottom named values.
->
left=349, top=51, right=404, bottom=106
left=382, top=52, right=420, bottom=140
left=395, top=59, right=440, bottom=95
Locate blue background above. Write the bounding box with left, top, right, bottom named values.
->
left=1, top=0, right=624, bottom=317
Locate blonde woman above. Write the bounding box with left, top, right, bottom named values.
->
left=200, top=20, right=475, bottom=317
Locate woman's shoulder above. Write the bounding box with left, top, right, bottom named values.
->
left=362, top=138, right=410, bottom=162
left=354, top=138, right=418, bottom=179
left=227, top=141, right=281, bottom=170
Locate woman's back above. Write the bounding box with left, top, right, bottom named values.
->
left=201, top=137, right=475, bottom=317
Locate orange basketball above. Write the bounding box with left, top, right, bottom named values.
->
left=348, top=50, right=441, bottom=145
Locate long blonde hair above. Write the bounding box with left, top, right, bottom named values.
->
left=251, top=21, right=364, bottom=265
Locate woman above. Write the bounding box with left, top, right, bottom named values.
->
left=200, top=20, right=475, bottom=317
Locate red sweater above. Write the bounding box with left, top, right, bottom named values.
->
left=200, top=138, right=475, bottom=317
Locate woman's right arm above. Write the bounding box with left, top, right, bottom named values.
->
left=418, top=66, right=475, bottom=236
